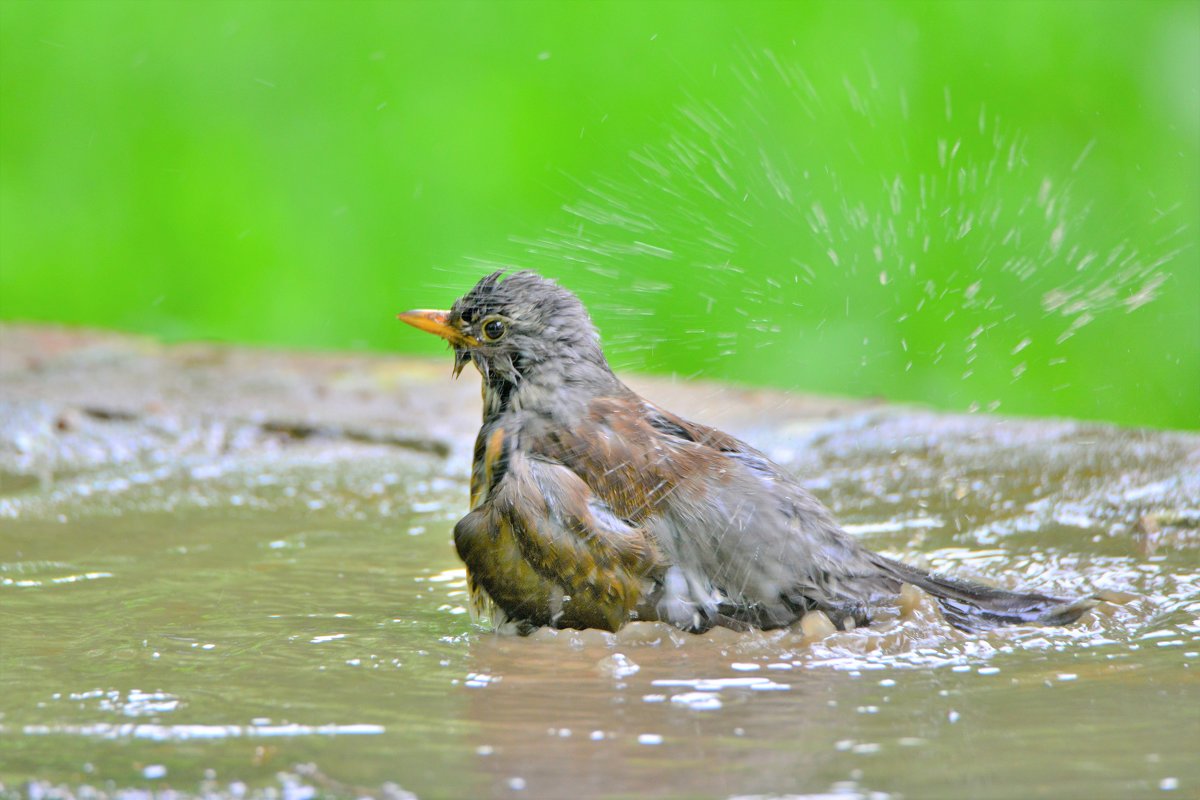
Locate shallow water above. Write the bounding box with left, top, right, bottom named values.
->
left=1, top=414, right=1198, bottom=799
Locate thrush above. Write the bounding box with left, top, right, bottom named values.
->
left=399, top=270, right=1094, bottom=634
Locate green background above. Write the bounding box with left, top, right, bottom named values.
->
left=2, top=0, right=1197, bottom=429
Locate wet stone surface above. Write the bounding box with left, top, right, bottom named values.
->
left=1, top=324, right=1197, bottom=800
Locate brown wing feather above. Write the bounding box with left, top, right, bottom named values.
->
left=529, top=394, right=743, bottom=524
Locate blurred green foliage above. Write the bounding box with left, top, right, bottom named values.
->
left=2, top=0, right=1197, bottom=429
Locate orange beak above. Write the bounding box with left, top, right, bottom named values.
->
left=396, top=309, right=479, bottom=347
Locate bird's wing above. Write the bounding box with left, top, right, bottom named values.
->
left=456, top=426, right=661, bottom=631
left=529, top=394, right=892, bottom=628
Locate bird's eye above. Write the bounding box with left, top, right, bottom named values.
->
left=482, top=318, right=506, bottom=341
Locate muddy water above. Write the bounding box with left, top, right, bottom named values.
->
left=1, top=412, right=1198, bottom=799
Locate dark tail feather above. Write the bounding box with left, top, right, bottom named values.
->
left=872, top=555, right=1098, bottom=632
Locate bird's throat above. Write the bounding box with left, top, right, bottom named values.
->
left=480, top=374, right=516, bottom=423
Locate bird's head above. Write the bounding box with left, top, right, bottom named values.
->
left=398, top=271, right=612, bottom=398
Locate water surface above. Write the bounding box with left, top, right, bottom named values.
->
left=2, top=414, right=1197, bottom=799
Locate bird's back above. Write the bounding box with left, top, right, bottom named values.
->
left=527, top=388, right=892, bottom=630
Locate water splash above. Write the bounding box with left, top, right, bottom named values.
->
left=452, top=48, right=1186, bottom=420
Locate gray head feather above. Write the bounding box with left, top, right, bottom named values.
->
left=449, top=271, right=612, bottom=393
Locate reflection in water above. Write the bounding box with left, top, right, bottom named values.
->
left=1, top=417, right=1197, bottom=798
left=459, top=631, right=883, bottom=799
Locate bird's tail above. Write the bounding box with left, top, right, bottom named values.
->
left=870, top=554, right=1098, bottom=632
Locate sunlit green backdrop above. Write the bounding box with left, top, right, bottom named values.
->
left=2, top=1, right=1197, bottom=429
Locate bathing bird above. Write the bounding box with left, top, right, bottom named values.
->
left=399, top=270, right=1094, bottom=634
